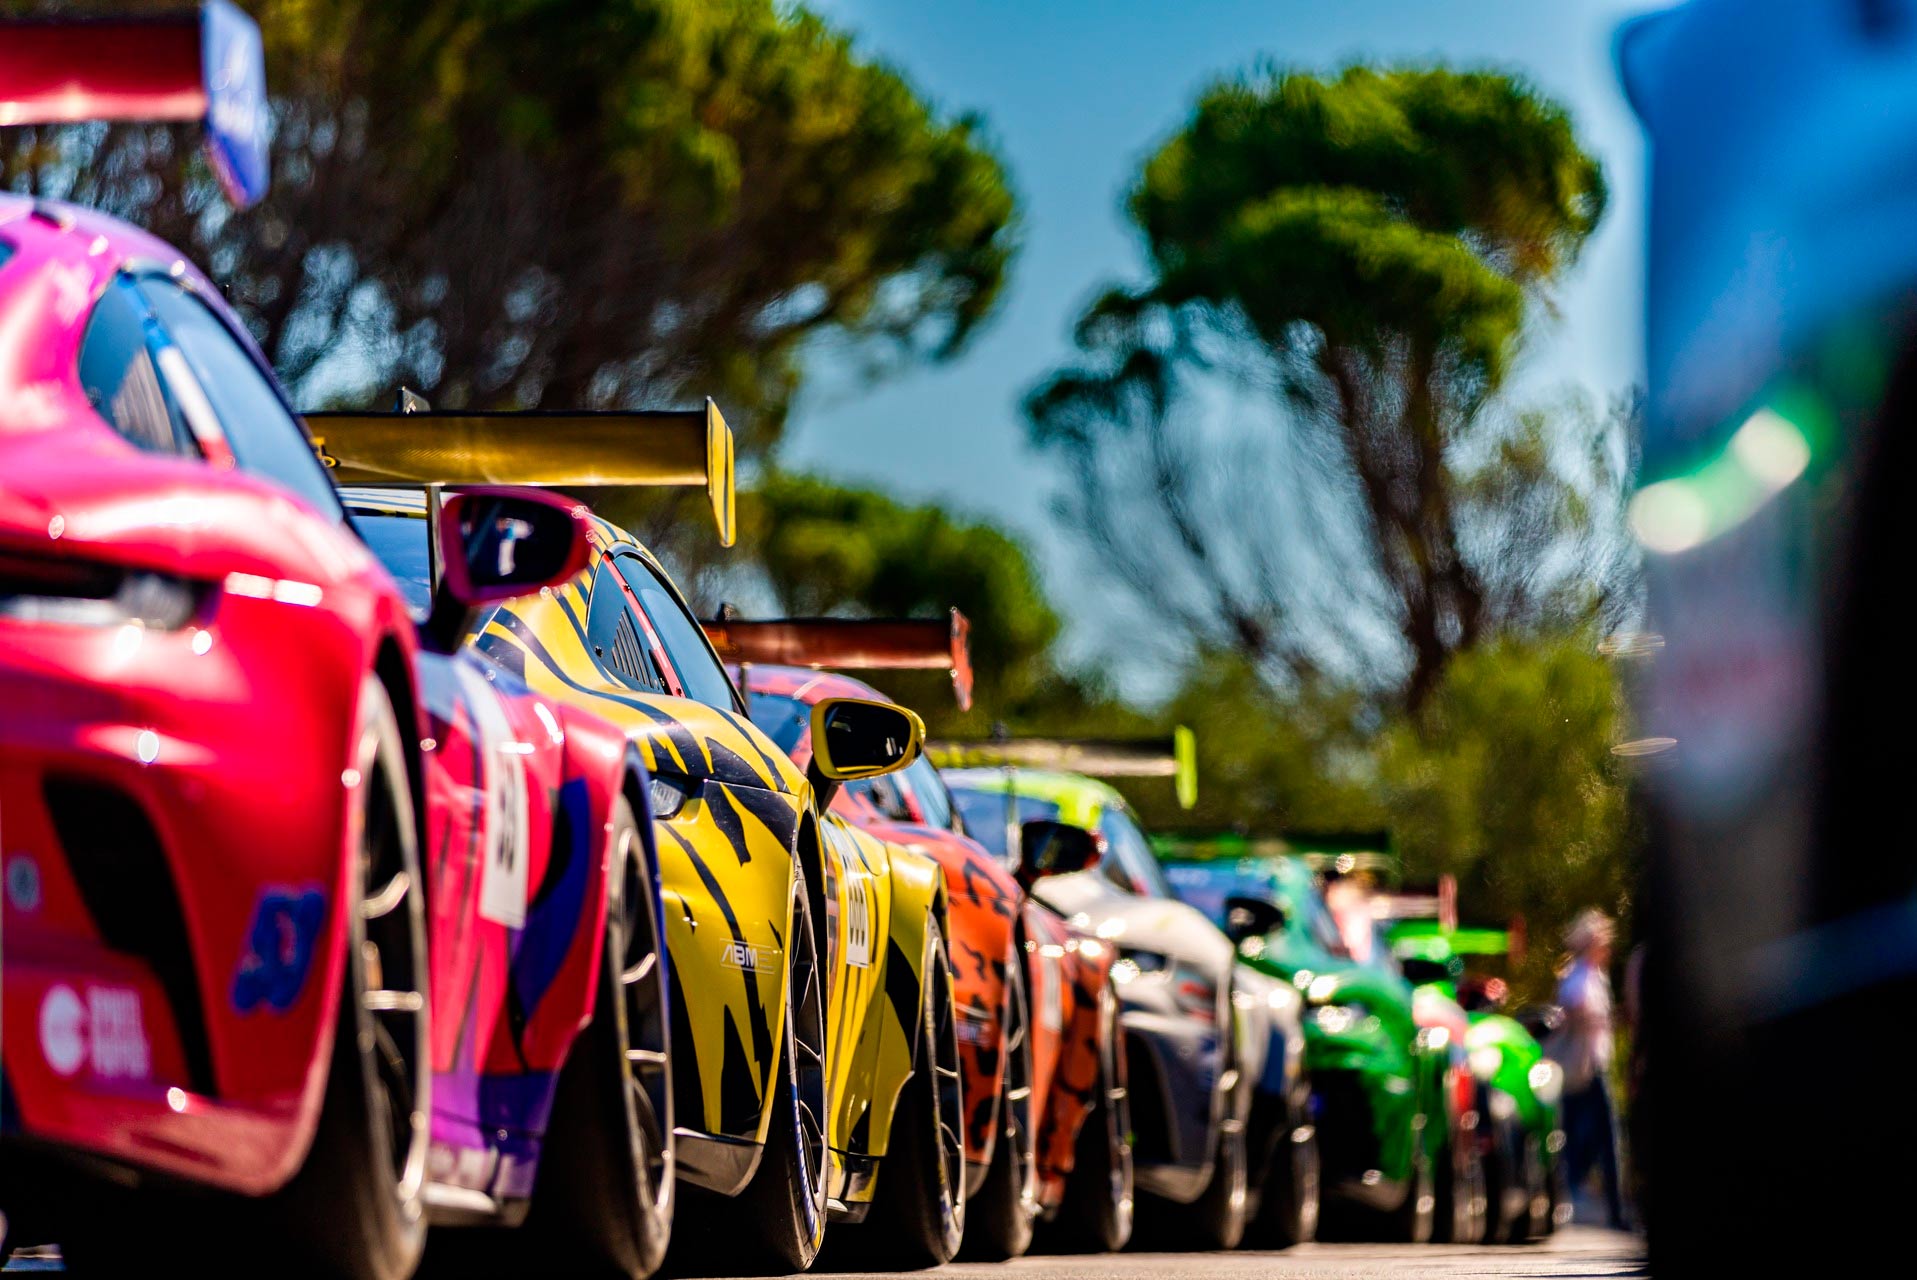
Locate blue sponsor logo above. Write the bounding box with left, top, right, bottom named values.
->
left=234, top=889, right=325, bottom=1013
left=200, top=0, right=270, bottom=208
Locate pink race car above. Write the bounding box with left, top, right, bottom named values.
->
left=2, top=10, right=674, bottom=1278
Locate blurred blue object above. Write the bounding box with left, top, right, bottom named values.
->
left=1621, top=0, right=1917, bottom=474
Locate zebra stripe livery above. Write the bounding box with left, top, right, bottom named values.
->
left=341, top=489, right=947, bottom=1218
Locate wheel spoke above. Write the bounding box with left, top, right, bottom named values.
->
left=364, top=989, right=425, bottom=1013
left=622, top=952, right=657, bottom=985
left=362, top=870, right=411, bottom=920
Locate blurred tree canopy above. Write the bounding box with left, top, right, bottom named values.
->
left=1027, top=66, right=1617, bottom=709
left=0, top=0, right=1018, bottom=451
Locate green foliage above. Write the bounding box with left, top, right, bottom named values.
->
left=1, top=0, right=1019, bottom=447
left=1376, top=633, right=1635, bottom=996
left=1028, top=64, right=1613, bottom=708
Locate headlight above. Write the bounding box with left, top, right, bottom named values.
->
left=1314, top=1005, right=1357, bottom=1035
left=0, top=559, right=205, bottom=630
left=1305, top=974, right=1342, bottom=1006
left=646, top=772, right=697, bottom=820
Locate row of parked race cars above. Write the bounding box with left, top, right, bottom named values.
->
left=0, top=7, right=1570, bottom=1275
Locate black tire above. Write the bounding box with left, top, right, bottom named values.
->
left=1035, top=986, right=1134, bottom=1254
left=845, top=917, right=967, bottom=1268
left=427, top=797, right=674, bottom=1278
left=1246, top=1106, right=1320, bottom=1249
left=959, top=954, right=1037, bottom=1260
left=1167, top=1121, right=1250, bottom=1251
left=1384, top=1114, right=1437, bottom=1245
left=672, top=868, right=828, bottom=1275
left=1432, top=1129, right=1484, bottom=1243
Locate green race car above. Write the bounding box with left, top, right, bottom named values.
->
left=1159, top=838, right=1483, bottom=1243
left=1387, top=924, right=1566, bottom=1241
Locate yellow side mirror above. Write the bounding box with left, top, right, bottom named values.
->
left=809, top=697, right=925, bottom=781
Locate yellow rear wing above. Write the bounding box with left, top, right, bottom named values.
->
left=302, top=398, right=736, bottom=546
left=927, top=725, right=1198, bottom=809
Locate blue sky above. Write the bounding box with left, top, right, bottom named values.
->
left=782, top=0, right=1670, bottom=683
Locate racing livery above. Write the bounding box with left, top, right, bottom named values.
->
left=1160, top=840, right=1478, bottom=1245
left=938, top=746, right=1305, bottom=1252
left=717, top=633, right=1128, bottom=1258
left=1, top=16, right=673, bottom=1280
left=324, top=441, right=958, bottom=1272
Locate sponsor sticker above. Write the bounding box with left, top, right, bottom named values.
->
left=720, top=941, right=781, bottom=973
left=39, top=984, right=151, bottom=1081
left=234, top=889, right=326, bottom=1013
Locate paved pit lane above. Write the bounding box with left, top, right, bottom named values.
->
left=5, top=1227, right=1643, bottom=1276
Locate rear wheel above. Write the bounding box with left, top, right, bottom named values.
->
left=1035, top=987, right=1133, bottom=1254
left=960, top=956, right=1037, bottom=1260
left=847, top=917, right=967, bottom=1268
left=672, top=869, right=828, bottom=1275
left=433, top=796, right=674, bottom=1278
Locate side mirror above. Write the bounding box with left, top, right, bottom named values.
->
left=424, top=487, right=590, bottom=651
left=1399, top=957, right=1453, bottom=988
left=1222, top=895, right=1285, bottom=946
left=1017, top=819, right=1103, bottom=888
left=807, top=696, right=924, bottom=807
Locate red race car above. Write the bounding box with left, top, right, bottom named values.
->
left=1, top=14, right=674, bottom=1279
left=708, top=616, right=1134, bottom=1257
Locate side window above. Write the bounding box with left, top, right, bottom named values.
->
left=585, top=561, right=663, bottom=693
left=136, top=278, right=344, bottom=519
left=614, top=554, right=740, bottom=711
left=79, top=280, right=194, bottom=456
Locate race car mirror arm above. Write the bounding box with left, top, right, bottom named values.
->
left=806, top=695, right=925, bottom=808
left=1016, top=819, right=1104, bottom=889
left=420, top=486, right=593, bottom=653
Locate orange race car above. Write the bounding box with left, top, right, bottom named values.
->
left=707, top=615, right=1134, bottom=1257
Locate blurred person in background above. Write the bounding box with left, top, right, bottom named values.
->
left=1550, top=910, right=1624, bottom=1228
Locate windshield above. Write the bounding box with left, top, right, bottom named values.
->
left=1099, top=808, right=1175, bottom=898
left=747, top=689, right=813, bottom=758
left=349, top=510, right=433, bottom=614
left=947, top=787, right=1060, bottom=858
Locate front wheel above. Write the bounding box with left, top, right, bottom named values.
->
left=1247, top=1113, right=1320, bottom=1249
left=847, top=917, right=967, bottom=1267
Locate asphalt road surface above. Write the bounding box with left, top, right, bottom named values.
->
left=5, top=1228, right=1645, bottom=1276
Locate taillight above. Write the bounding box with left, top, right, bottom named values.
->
left=0, top=548, right=208, bottom=630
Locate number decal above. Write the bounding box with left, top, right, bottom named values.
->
left=458, top=664, right=532, bottom=929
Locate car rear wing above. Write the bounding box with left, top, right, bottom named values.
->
left=702, top=609, right=975, bottom=710
left=927, top=726, right=1198, bottom=809
left=0, top=1, right=269, bottom=207
left=1150, top=830, right=1295, bottom=863
left=301, top=397, right=737, bottom=546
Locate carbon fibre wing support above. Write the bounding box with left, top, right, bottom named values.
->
left=702, top=610, right=974, bottom=711
left=0, top=1, right=268, bottom=207
left=301, top=399, right=736, bottom=546
left=926, top=725, right=1198, bottom=809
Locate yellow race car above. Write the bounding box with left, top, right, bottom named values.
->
left=308, top=401, right=966, bottom=1272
